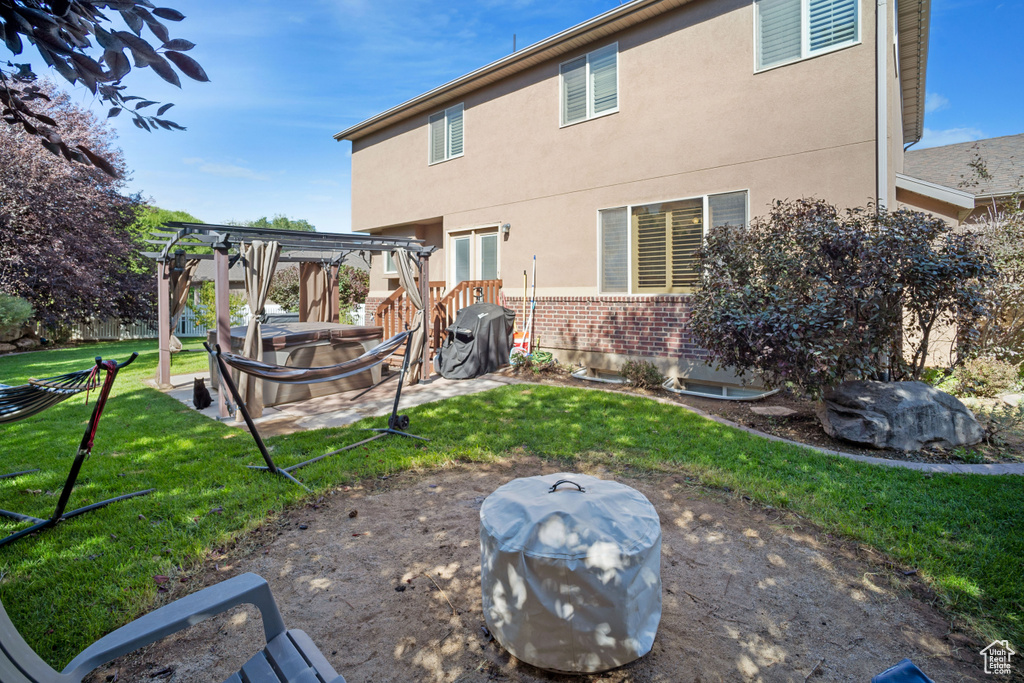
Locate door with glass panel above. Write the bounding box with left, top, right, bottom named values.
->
left=450, top=229, right=499, bottom=286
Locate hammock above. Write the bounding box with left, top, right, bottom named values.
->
left=0, top=354, right=154, bottom=547
left=215, top=329, right=410, bottom=384
left=0, top=366, right=103, bottom=425
left=204, top=330, right=427, bottom=489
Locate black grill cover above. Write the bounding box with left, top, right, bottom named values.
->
left=434, top=303, right=516, bottom=379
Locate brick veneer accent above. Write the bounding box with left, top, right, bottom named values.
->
left=503, top=296, right=707, bottom=361
left=366, top=294, right=707, bottom=362
left=365, top=296, right=385, bottom=325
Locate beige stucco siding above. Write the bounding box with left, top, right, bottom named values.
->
left=352, top=0, right=883, bottom=295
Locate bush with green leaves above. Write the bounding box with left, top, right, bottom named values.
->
left=0, top=294, right=33, bottom=339
left=268, top=267, right=301, bottom=312
left=692, top=199, right=997, bottom=397
left=621, top=359, right=664, bottom=390
left=949, top=356, right=1021, bottom=398
left=186, top=282, right=246, bottom=330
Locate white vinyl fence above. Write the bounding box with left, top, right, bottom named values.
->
left=68, top=304, right=366, bottom=342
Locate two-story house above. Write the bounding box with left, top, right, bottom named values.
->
left=335, top=0, right=969, bottom=386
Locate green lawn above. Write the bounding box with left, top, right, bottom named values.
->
left=0, top=340, right=1020, bottom=668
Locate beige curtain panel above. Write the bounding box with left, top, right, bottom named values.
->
left=394, top=248, right=426, bottom=384
left=299, top=262, right=335, bottom=323
left=237, top=240, right=281, bottom=421
left=168, top=259, right=200, bottom=353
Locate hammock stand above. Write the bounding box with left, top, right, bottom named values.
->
left=205, top=329, right=428, bottom=489
left=0, top=354, right=155, bottom=547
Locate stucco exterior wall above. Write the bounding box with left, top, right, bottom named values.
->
left=353, top=0, right=882, bottom=296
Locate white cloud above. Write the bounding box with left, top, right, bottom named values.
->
left=917, top=127, right=985, bottom=149
left=925, top=92, right=950, bottom=114
left=180, top=156, right=269, bottom=180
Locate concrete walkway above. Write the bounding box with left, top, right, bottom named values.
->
left=154, top=372, right=1024, bottom=475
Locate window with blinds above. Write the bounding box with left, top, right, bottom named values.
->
left=599, top=191, right=748, bottom=294
left=631, top=199, right=703, bottom=293
left=453, top=236, right=471, bottom=284
left=560, top=43, right=618, bottom=126
left=479, top=233, right=498, bottom=280
left=600, top=208, right=628, bottom=292
left=756, top=0, right=859, bottom=70
left=428, top=103, right=464, bottom=164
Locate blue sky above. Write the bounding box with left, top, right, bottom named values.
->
left=26, top=0, right=1024, bottom=233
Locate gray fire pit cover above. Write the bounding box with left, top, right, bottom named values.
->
left=479, top=472, right=662, bottom=673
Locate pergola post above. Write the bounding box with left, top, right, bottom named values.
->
left=419, top=254, right=430, bottom=382
left=329, top=263, right=340, bottom=324
left=156, top=261, right=171, bottom=388
left=214, top=245, right=232, bottom=418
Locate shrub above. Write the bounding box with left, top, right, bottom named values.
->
left=621, top=359, right=664, bottom=390
left=971, top=198, right=1024, bottom=364
left=268, top=266, right=300, bottom=312
left=950, top=356, right=1021, bottom=398
left=187, top=282, right=247, bottom=330
left=691, top=199, right=997, bottom=397
left=0, top=294, right=33, bottom=338
left=338, top=265, right=369, bottom=308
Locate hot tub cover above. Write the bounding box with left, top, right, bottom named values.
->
left=480, top=472, right=662, bottom=673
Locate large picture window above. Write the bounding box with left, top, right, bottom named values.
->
left=756, top=0, right=859, bottom=71
left=428, top=103, right=464, bottom=164
left=599, top=191, right=748, bottom=294
left=560, top=43, right=618, bottom=126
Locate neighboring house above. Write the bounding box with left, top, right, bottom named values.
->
left=905, top=133, right=1024, bottom=222
left=336, top=0, right=967, bottom=383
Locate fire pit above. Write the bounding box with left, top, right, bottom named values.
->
left=479, top=472, right=662, bottom=673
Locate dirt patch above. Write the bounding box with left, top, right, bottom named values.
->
left=499, top=366, right=1023, bottom=465
left=88, top=459, right=987, bottom=682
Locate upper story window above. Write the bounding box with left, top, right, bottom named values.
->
left=599, top=191, right=748, bottom=294
left=560, top=43, right=618, bottom=127
left=755, top=0, right=859, bottom=71
left=428, top=103, right=464, bottom=165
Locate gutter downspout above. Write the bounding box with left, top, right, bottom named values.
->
left=876, top=0, right=888, bottom=210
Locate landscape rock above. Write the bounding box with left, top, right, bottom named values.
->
left=0, top=324, right=31, bottom=343
left=750, top=406, right=798, bottom=418
left=13, top=337, right=39, bottom=350
left=816, top=380, right=984, bottom=451
left=1002, top=394, right=1023, bottom=408
left=0, top=343, right=15, bottom=354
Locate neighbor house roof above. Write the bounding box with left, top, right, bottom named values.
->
left=335, top=0, right=931, bottom=145
left=905, top=133, right=1024, bottom=199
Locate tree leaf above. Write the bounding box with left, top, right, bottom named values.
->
left=76, top=144, right=119, bottom=178
left=94, top=26, right=124, bottom=51
left=108, top=107, right=122, bottom=118
left=135, top=8, right=170, bottom=43
left=133, top=100, right=157, bottom=109
left=40, top=139, right=62, bottom=156
left=164, top=50, right=208, bottom=82
left=160, top=38, right=194, bottom=51
left=105, top=49, right=131, bottom=80
left=148, top=55, right=181, bottom=87
left=156, top=102, right=174, bottom=116
left=119, top=9, right=144, bottom=36
left=3, top=19, right=23, bottom=54
left=113, top=30, right=160, bottom=62
left=152, top=8, right=185, bottom=21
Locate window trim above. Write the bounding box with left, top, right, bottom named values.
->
left=753, top=0, right=861, bottom=74
left=559, top=42, right=620, bottom=128
left=427, top=103, right=465, bottom=166
left=597, top=190, right=749, bottom=295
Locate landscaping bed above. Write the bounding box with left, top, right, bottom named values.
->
left=499, top=364, right=1024, bottom=465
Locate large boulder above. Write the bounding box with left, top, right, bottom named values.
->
left=817, top=381, right=984, bottom=451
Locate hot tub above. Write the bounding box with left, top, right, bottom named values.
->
left=207, top=322, right=384, bottom=406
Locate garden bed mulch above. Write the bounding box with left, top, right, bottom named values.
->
left=85, top=457, right=986, bottom=682
left=497, top=366, right=1023, bottom=465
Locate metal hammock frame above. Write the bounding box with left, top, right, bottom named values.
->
left=0, top=354, right=155, bottom=547
left=204, top=330, right=428, bottom=489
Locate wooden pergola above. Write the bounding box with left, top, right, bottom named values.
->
left=145, top=223, right=436, bottom=417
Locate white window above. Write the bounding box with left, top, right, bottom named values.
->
left=449, top=227, right=499, bottom=286
left=383, top=251, right=397, bottom=275
left=428, top=103, right=464, bottom=164
left=599, top=191, right=748, bottom=294
left=755, top=0, right=859, bottom=71
left=560, top=43, right=618, bottom=127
